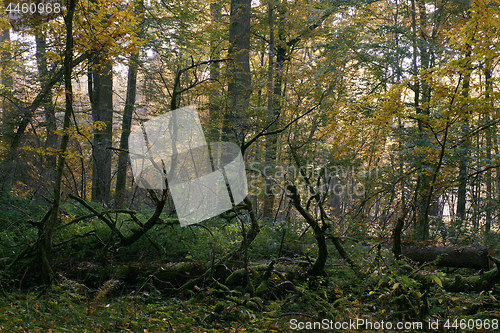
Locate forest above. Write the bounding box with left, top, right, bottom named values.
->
left=0, top=0, right=499, bottom=331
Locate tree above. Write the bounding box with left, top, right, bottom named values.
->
left=0, top=7, right=13, bottom=146
left=223, top=0, right=252, bottom=143
left=81, top=0, right=141, bottom=204
left=88, top=52, right=113, bottom=204
left=35, top=30, right=57, bottom=186
left=262, top=0, right=282, bottom=219
left=38, top=0, right=77, bottom=283
left=0, top=7, right=14, bottom=191
left=115, top=0, right=144, bottom=207
left=208, top=1, right=223, bottom=142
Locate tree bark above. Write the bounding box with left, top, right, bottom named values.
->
left=495, top=119, right=500, bottom=233
left=223, top=0, right=260, bottom=266
left=263, top=2, right=275, bottom=219
left=413, top=0, right=433, bottom=241
left=263, top=1, right=285, bottom=219
left=393, top=215, right=405, bottom=258
left=228, top=197, right=260, bottom=265
left=223, top=0, right=251, bottom=143
left=115, top=53, right=138, bottom=207
left=89, top=56, right=113, bottom=203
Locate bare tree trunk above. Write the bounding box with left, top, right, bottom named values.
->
left=208, top=2, right=222, bottom=142
left=410, top=0, right=435, bottom=241
left=222, top=0, right=251, bottom=143
left=38, top=0, right=77, bottom=284
left=0, top=21, right=13, bottom=142
left=410, top=0, right=424, bottom=240
left=456, top=43, right=472, bottom=233
left=0, top=19, right=14, bottom=191
left=35, top=32, right=57, bottom=187
left=223, top=0, right=260, bottom=265
left=263, top=1, right=276, bottom=219
left=263, top=3, right=287, bottom=220
left=89, top=57, right=113, bottom=203
left=485, top=60, right=493, bottom=240
left=115, top=1, right=144, bottom=207
left=495, top=122, right=500, bottom=233
left=115, top=53, right=138, bottom=207
left=415, top=0, right=433, bottom=241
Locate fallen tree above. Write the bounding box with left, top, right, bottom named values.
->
left=404, top=256, right=500, bottom=293
left=402, top=246, right=493, bottom=270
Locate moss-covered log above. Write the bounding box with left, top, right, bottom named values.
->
left=67, top=262, right=207, bottom=289
left=440, top=267, right=499, bottom=292
left=409, top=256, right=500, bottom=292
left=402, top=246, right=493, bottom=270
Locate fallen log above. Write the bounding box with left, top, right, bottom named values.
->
left=406, top=256, right=500, bottom=292
left=65, top=261, right=207, bottom=288
left=402, top=246, right=494, bottom=270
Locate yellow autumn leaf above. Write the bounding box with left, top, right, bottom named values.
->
left=433, top=276, right=443, bottom=288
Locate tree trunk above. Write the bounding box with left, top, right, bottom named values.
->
left=393, top=215, right=405, bottom=258
left=115, top=0, right=144, bottom=207
left=263, top=1, right=276, bottom=219
left=0, top=20, right=14, bottom=191
left=495, top=120, right=500, bottom=233
left=263, top=2, right=286, bottom=219
left=456, top=48, right=472, bottom=233
left=223, top=0, right=251, bottom=143
left=411, top=0, right=435, bottom=241
left=38, top=0, right=77, bottom=284
left=115, top=53, right=138, bottom=207
left=0, top=21, right=13, bottom=143
left=287, top=185, right=328, bottom=276
left=35, top=32, right=57, bottom=186
left=414, top=0, right=433, bottom=241
left=223, top=0, right=260, bottom=266
left=229, top=197, right=260, bottom=264
left=410, top=0, right=423, bottom=240
left=89, top=56, right=113, bottom=203
left=208, top=2, right=222, bottom=142
left=484, top=60, right=493, bottom=240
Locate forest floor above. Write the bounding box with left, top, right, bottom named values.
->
left=1, top=197, right=499, bottom=332
left=1, top=254, right=499, bottom=332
